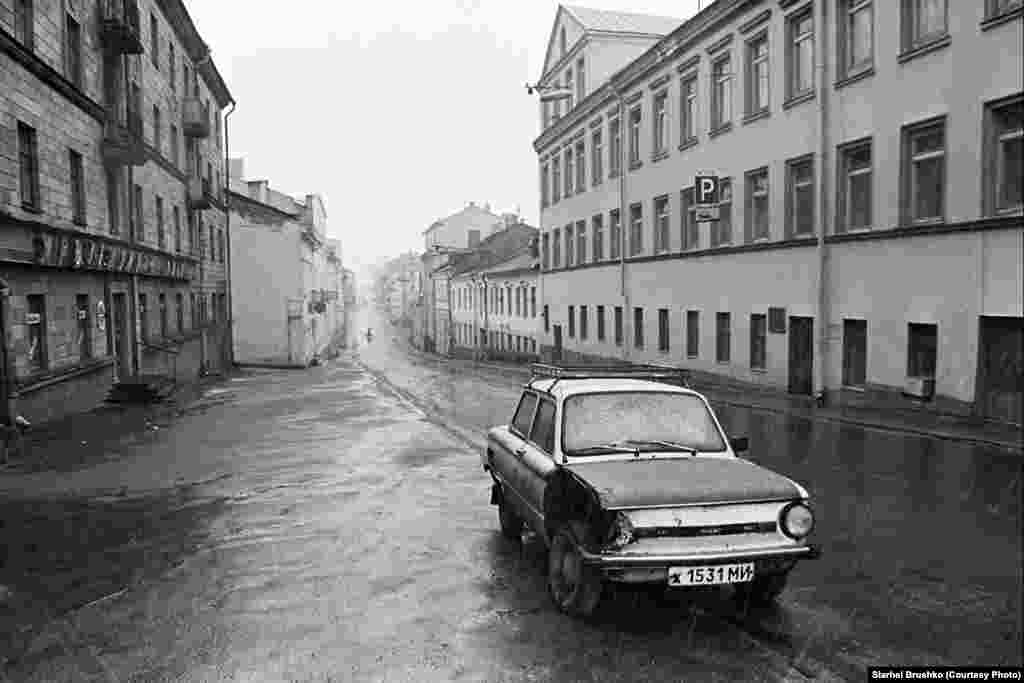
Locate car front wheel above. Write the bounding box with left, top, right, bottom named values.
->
left=497, top=493, right=523, bottom=541
left=548, top=527, right=603, bottom=618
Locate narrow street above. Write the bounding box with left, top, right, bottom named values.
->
left=0, top=304, right=1019, bottom=682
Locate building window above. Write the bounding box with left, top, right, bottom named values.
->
left=596, top=305, right=606, bottom=341
left=654, top=195, right=669, bottom=253
left=653, top=90, right=668, bottom=155
left=552, top=153, right=561, bottom=203
left=750, top=313, right=767, bottom=370
left=150, top=13, right=159, bottom=66
left=174, top=206, right=182, bottom=252
left=592, top=214, right=604, bottom=261
left=565, top=68, right=574, bottom=110
left=65, top=14, right=82, bottom=87
left=170, top=43, right=176, bottom=92
left=711, top=54, right=732, bottom=131
left=907, top=323, right=937, bottom=378
left=564, top=147, right=574, bottom=196
left=542, top=233, right=550, bottom=270
left=69, top=149, right=85, bottom=225
left=614, top=306, right=624, bottom=346
left=711, top=179, right=732, bottom=247
left=531, top=287, right=536, bottom=318
left=628, top=105, right=642, bottom=166
left=746, top=34, right=769, bottom=116
left=26, top=294, right=46, bottom=371
left=746, top=167, right=770, bottom=242
left=576, top=219, right=587, bottom=265
left=14, top=0, right=34, bottom=49
left=139, top=293, right=149, bottom=342
left=626, top=204, right=643, bottom=258
left=839, top=0, right=873, bottom=78
left=681, top=187, right=698, bottom=250
left=544, top=305, right=550, bottom=333
left=568, top=305, right=575, bottom=338
left=576, top=57, right=585, bottom=102
left=716, top=312, right=731, bottom=363
left=987, top=0, right=1024, bottom=18
left=787, top=157, right=814, bottom=237
left=634, top=308, right=644, bottom=349
left=190, top=292, right=197, bottom=328
left=153, top=105, right=162, bottom=153
left=159, top=293, right=168, bottom=339
left=902, top=118, right=946, bottom=224
left=156, top=196, right=165, bottom=248
left=788, top=9, right=815, bottom=100
left=170, top=124, right=179, bottom=167
left=580, top=306, right=588, bottom=340
left=985, top=96, right=1023, bottom=215
left=658, top=308, right=670, bottom=353
left=609, top=117, right=622, bottom=177
left=76, top=294, right=91, bottom=360
left=107, top=167, right=120, bottom=234
left=219, top=230, right=226, bottom=263
left=842, top=319, right=867, bottom=387
left=902, top=0, right=947, bottom=52
left=591, top=128, right=603, bottom=185
left=133, top=184, right=143, bottom=241
left=565, top=224, right=574, bottom=267
left=575, top=139, right=586, bottom=192
left=18, top=122, right=40, bottom=210
left=837, top=140, right=872, bottom=232
left=552, top=228, right=561, bottom=267
left=541, top=163, right=549, bottom=207
left=686, top=310, right=699, bottom=358
left=680, top=74, right=698, bottom=144
left=609, top=209, right=622, bottom=260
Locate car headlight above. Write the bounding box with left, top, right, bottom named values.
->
left=780, top=502, right=814, bottom=540
left=605, top=512, right=635, bottom=550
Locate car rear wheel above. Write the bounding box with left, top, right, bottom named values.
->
left=548, top=528, right=603, bottom=618
left=497, top=493, right=523, bottom=541
left=734, top=572, right=788, bottom=608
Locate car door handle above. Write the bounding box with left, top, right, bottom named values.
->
left=514, top=448, right=526, bottom=457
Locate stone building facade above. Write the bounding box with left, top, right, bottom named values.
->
left=1, top=0, right=234, bottom=425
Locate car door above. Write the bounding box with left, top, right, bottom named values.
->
left=491, top=391, right=538, bottom=517
left=515, top=397, right=559, bottom=536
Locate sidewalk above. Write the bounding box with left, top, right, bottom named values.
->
left=0, top=373, right=228, bottom=476
left=395, top=339, right=1022, bottom=453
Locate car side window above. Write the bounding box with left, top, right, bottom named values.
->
left=511, top=392, right=538, bottom=437
left=529, top=399, right=557, bottom=454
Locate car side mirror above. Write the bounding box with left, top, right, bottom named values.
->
left=730, top=436, right=749, bottom=453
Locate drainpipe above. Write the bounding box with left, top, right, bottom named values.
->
left=617, top=89, right=629, bottom=364
left=814, top=0, right=831, bottom=402
left=0, top=280, right=19, bottom=427
left=223, top=100, right=237, bottom=367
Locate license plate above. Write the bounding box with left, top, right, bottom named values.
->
left=668, top=563, right=755, bottom=586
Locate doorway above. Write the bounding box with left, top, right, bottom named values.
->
left=788, top=316, right=813, bottom=395
left=977, top=316, right=1023, bottom=425
left=112, top=293, right=131, bottom=380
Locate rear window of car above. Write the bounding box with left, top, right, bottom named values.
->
left=562, top=391, right=726, bottom=455
left=512, top=392, right=538, bottom=436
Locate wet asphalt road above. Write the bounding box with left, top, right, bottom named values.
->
left=0, top=304, right=1020, bottom=682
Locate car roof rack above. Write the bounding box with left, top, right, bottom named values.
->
left=528, top=363, right=691, bottom=391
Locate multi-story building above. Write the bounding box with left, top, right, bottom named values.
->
left=449, top=221, right=540, bottom=360
left=1, top=0, right=234, bottom=425
left=227, top=158, right=343, bottom=368
left=533, top=1, right=1023, bottom=424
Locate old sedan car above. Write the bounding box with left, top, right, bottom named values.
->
left=482, top=364, right=820, bottom=618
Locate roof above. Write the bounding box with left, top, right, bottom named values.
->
left=528, top=378, right=701, bottom=401
left=563, top=4, right=682, bottom=36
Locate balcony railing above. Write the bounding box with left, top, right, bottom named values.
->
left=99, top=0, right=144, bottom=55
left=187, top=177, right=213, bottom=210
left=101, top=109, right=147, bottom=166
left=182, top=97, right=211, bottom=138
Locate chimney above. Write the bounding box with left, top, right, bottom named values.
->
left=228, top=158, right=244, bottom=181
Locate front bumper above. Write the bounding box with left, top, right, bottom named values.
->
left=578, top=542, right=822, bottom=568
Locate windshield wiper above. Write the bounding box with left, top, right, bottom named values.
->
left=569, top=442, right=640, bottom=456
left=622, top=439, right=698, bottom=455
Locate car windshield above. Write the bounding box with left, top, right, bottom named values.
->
left=562, top=391, right=727, bottom=456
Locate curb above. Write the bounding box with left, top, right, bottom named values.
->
left=399, top=344, right=1022, bottom=454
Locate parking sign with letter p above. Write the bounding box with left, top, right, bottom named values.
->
left=696, top=174, right=719, bottom=205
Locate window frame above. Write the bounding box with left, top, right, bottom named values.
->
left=838, top=0, right=874, bottom=79
left=836, top=138, right=873, bottom=233
left=69, top=148, right=86, bottom=225
left=711, top=53, right=733, bottom=131
left=750, top=313, right=767, bottom=370
left=609, top=116, right=622, bottom=177
left=564, top=223, right=574, bottom=267
left=591, top=128, right=603, bottom=186
left=18, top=121, right=40, bottom=211
left=901, top=116, right=947, bottom=225
left=716, top=312, right=731, bottom=364
left=679, top=73, right=698, bottom=145
left=628, top=105, right=642, bottom=167
left=711, top=178, right=733, bottom=247
left=629, top=202, right=643, bottom=256
left=26, top=294, right=47, bottom=372
left=592, top=214, right=604, bottom=262
left=901, top=0, right=949, bottom=53
left=634, top=307, right=644, bottom=350
left=614, top=306, right=624, bottom=347
left=786, top=156, right=815, bottom=237
left=745, top=32, right=770, bottom=117
left=568, top=305, right=576, bottom=338
left=564, top=146, right=574, bottom=197
left=580, top=305, right=588, bottom=341
left=745, top=166, right=770, bottom=242
left=681, top=187, right=698, bottom=251
left=15, top=0, right=35, bottom=50
left=686, top=310, right=699, bottom=359
left=65, top=13, right=82, bottom=88
left=658, top=308, right=670, bottom=353
left=596, top=305, right=606, bottom=341
left=983, top=95, right=1023, bottom=216
left=576, top=219, right=586, bottom=265
left=609, top=209, right=622, bottom=260
left=787, top=8, right=815, bottom=102
left=842, top=318, right=868, bottom=388
left=575, top=138, right=586, bottom=192
left=654, top=194, right=670, bottom=253
left=653, top=89, right=669, bottom=156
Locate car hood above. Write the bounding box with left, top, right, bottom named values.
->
left=566, top=457, right=804, bottom=510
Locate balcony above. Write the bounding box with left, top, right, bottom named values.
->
left=101, top=110, right=147, bottom=166
left=182, top=98, right=211, bottom=138
left=187, top=177, right=214, bottom=211
left=99, top=0, right=144, bottom=55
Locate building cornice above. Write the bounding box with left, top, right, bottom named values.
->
left=0, top=27, right=106, bottom=123
left=227, top=189, right=301, bottom=221
left=155, top=0, right=234, bottom=107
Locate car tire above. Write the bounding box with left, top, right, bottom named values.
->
left=548, top=527, right=603, bottom=618
left=734, top=572, right=788, bottom=608
left=497, top=493, right=523, bottom=541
